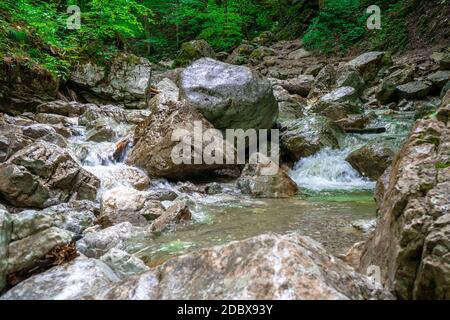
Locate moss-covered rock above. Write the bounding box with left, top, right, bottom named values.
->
left=173, top=40, right=216, bottom=68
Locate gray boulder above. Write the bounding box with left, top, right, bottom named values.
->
left=396, top=81, right=432, bottom=100
left=346, top=52, right=392, bottom=81
left=100, top=248, right=149, bottom=279
left=179, top=58, right=278, bottom=130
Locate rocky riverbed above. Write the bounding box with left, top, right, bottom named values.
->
left=0, top=38, right=449, bottom=300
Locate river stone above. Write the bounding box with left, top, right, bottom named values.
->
left=0, top=209, right=12, bottom=293
left=126, top=101, right=233, bottom=179
left=173, top=40, right=216, bottom=68
left=237, top=154, right=298, bottom=198
left=85, top=118, right=119, bottom=143
left=426, top=70, right=450, bottom=90
left=91, top=164, right=150, bottom=191
left=149, top=200, right=192, bottom=233
left=6, top=227, right=74, bottom=275
left=77, top=222, right=148, bottom=259
left=360, top=101, right=450, bottom=299
left=0, top=141, right=100, bottom=209
left=346, top=141, right=397, bottom=180
left=376, top=66, right=415, bottom=104
left=71, top=53, right=152, bottom=109
left=36, top=101, right=92, bottom=117
left=100, top=248, right=149, bottom=279
left=271, top=84, right=305, bottom=122
left=100, top=187, right=166, bottom=227
left=280, top=116, right=342, bottom=160
left=0, top=256, right=119, bottom=300
left=87, top=233, right=392, bottom=300
left=336, top=65, right=365, bottom=93
left=346, top=52, right=392, bottom=81
left=179, top=58, right=278, bottom=130
left=395, top=81, right=432, bottom=100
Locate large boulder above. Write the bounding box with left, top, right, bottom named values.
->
left=346, top=52, right=392, bottom=82
left=70, top=53, right=152, bottom=108
left=346, top=141, right=397, bottom=180
left=360, top=101, right=450, bottom=299
left=87, top=233, right=392, bottom=300
left=126, top=101, right=233, bottom=180
left=179, top=58, right=278, bottom=130
left=312, top=87, right=362, bottom=117
left=395, top=81, right=432, bottom=101
left=0, top=257, right=119, bottom=300
left=173, top=40, right=216, bottom=68
left=280, top=116, right=342, bottom=161
left=271, top=84, right=305, bottom=122
left=376, top=66, right=415, bottom=104
left=0, top=141, right=99, bottom=209
left=237, top=155, right=298, bottom=198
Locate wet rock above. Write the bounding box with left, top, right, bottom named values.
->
left=205, top=182, right=223, bottom=195
left=100, top=187, right=166, bottom=227
left=71, top=53, right=152, bottom=109
left=146, top=188, right=178, bottom=201
left=77, top=222, right=148, bottom=259
left=127, top=101, right=233, bottom=180
left=149, top=200, right=192, bottom=233
left=346, top=141, right=397, bottom=180
left=173, top=40, right=216, bottom=68
left=180, top=58, right=278, bottom=130
left=346, top=52, right=392, bottom=81
left=0, top=256, right=119, bottom=300
left=36, top=101, right=92, bottom=117
left=88, top=233, right=393, bottom=300
left=335, top=114, right=372, bottom=132
left=237, top=154, right=298, bottom=198
left=360, top=101, right=450, bottom=299
left=280, top=116, right=342, bottom=160
left=0, top=141, right=99, bottom=208
left=396, top=81, right=432, bottom=100
left=85, top=118, right=119, bottom=143
left=0, top=209, right=12, bottom=292
left=271, top=84, right=305, bottom=122
left=6, top=227, right=74, bottom=275
left=315, top=87, right=361, bottom=113
left=100, top=248, right=149, bottom=279
left=92, top=164, right=150, bottom=191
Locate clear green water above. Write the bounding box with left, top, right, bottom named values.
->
left=127, top=191, right=376, bottom=267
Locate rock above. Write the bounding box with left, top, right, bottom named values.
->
left=396, top=81, right=432, bottom=100
left=0, top=56, right=59, bottom=113
left=85, top=118, right=119, bottom=142
left=309, top=64, right=337, bottom=97
left=271, top=84, right=305, bottom=122
left=276, top=75, right=314, bottom=97
left=88, top=233, right=392, bottom=300
left=0, top=123, right=34, bottom=162
left=249, top=46, right=277, bottom=64
left=438, top=49, right=450, bottom=70
left=204, top=182, right=223, bottom=195
left=376, top=66, right=415, bottom=104
left=0, top=257, right=119, bottom=300
left=36, top=101, right=91, bottom=117
left=146, top=188, right=178, bottom=201
left=100, top=248, right=149, bottom=279
left=351, top=219, right=377, bottom=234
left=91, top=164, right=150, bottom=191
left=426, top=70, right=450, bottom=91
left=100, top=187, right=166, bottom=227
left=237, top=154, right=298, bottom=198
left=126, top=101, right=233, bottom=180
left=77, top=222, right=148, bottom=259
left=335, top=114, right=372, bottom=132
left=360, top=102, right=450, bottom=299
left=346, top=52, right=392, bottom=81
left=280, top=116, right=342, bottom=160
left=226, top=43, right=255, bottom=65
left=346, top=141, right=397, bottom=180
left=339, top=242, right=366, bottom=270
left=0, top=209, right=12, bottom=292
left=336, top=65, right=365, bottom=93
left=252, top=31, right=275, bottom=46
left=0, top=141, right=99, bottom=208
left=312, top=87, right=362, bottom=118
left=6, top=227, right=74, bottom=275
left=287, top=48, right=311, bottom=60
left=71, top=53, right=152, bottom=109
left=173, top=40, right=216, bottom=68
left=149, top=200, right=192, bottom=233
left=179, top=58, right=278, bottom=130
left=148, top=78, right=179, bottom=111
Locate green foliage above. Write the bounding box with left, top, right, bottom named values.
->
left=302, top=0, right=367, bottom=54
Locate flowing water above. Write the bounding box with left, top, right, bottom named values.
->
left=67, top=108, right=415, bottom=267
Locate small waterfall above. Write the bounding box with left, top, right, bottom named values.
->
left=289, top=148, right=375, bottom=191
